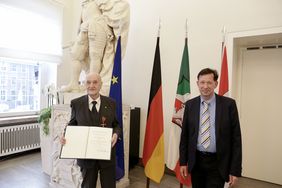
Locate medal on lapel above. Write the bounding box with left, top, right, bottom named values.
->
left=101, top=116, right=106, bottom=127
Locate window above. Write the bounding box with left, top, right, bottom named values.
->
left=22, top=65, right=26, bottom=73
left=0, top=1, right=62, bottom=117
left=0, top=77, right=5, bottom=85
left=10, top=64, right=17, bottom=72
left=11, top=77, right=16, bottom=86
left=0, top=57, right=39, bottom=113
left=1, top=66, right=6, bottom=71
left=0, top=90, right=5, bottom=100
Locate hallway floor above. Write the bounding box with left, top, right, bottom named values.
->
left=0, top=151, right=281, bottom=188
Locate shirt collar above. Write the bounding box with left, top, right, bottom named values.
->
left=200, top=93, right=216, bottom=104
left=88, top=95, right=101, bottom=105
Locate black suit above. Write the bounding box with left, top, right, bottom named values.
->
left=69, top=94, right=121, bottom=188
left=179, top=94, right=242, bottom=187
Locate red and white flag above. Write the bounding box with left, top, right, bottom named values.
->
left=218, top=41, right=229, bottom=96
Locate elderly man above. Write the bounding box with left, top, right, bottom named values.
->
left=61, top=72, right=121, bottom=188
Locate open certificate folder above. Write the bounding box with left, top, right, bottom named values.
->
left=60, top=126, right=113, bottom=160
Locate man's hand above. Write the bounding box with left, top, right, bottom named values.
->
left=228, top=175, right=238, bottom=187
left=111, top=133, right=118, bottom=147
left=180, top=165, right=188, bottom=178
left=60, top=137, right=66, bottom=145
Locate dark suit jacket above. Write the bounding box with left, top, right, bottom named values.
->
left=179, top=94, right=242, bottom=181
left=68, top=94, right=121, bottom=169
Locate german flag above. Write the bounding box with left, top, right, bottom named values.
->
left=142, top=37, right=165, bottom=183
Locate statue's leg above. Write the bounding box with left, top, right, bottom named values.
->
left=88, top=19, right=108, bottom=74
left=60, top=61, right=82, bottom=92
left=93, top=20, right=115, bottom=96
left=61, top=31, right=89, bottom=92
left=78, top=58, right=90, bottom=91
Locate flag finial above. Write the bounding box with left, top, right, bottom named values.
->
left=158, top=18, right=161, bottom=37
left=185, top=19, right=188, bottom=38
left=221, top=26, right=226, bottom=43
left=118, top=20, right=123, bottom=37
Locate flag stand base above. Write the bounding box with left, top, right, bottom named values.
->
left=146, top=178, right=150, bottom=188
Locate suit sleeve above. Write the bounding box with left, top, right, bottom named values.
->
left=68, top=100, right=78, bottom=125
left=230, top=100, right=242, bottom=177
left=179, top=102, right=189, bottom=166
left=111, top=101, right=121, bottom=137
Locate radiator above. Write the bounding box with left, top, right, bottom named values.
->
left=0, top=123, right=40, bottom=157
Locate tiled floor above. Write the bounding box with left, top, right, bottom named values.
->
left=0, top=151, right=50, bottom=188
left=127, top=166, right=181, bottom=188
left=0, top=150, right=281, bottom=188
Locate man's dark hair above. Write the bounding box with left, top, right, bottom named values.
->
left=197, top=68, right=218, bottom=81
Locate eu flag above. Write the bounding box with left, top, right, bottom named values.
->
left=109, top=36, right=125, bottom=180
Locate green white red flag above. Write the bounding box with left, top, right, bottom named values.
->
left=166, top=38, right=191, bottom=186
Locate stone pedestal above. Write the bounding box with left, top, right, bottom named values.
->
left=41, top=95, right=130, bottom=187
left=40, top=130, right=53, bottom=175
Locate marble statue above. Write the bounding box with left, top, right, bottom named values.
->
left=62, top=0, right=130, bottom=96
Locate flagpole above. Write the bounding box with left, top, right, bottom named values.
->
left=146, top=178, right=150, bottom=188
left=221, top=26, right=226, bottom=55
left=146, top=176, right=150, bottom=188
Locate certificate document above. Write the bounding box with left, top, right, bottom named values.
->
left=60, top=126, right=113, bottom=160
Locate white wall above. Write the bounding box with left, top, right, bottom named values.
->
left=59, top=0, right=282, bottom=158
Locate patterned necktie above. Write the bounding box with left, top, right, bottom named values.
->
left=201, top=101, right=210, bottom=149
